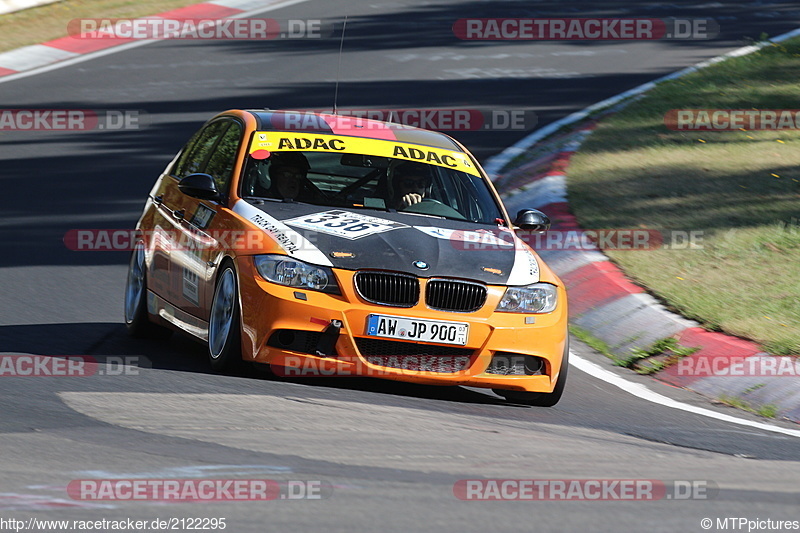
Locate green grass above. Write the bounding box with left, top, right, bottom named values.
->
left=743, top=383, right=766, bottom=394
left=0, top=0, right=204, bottom=53
left=567, top=38, right=800, bottom=356
left=617, top=337, right=699, bottom=375
left=717, top=395, right=779, bottom=419
left=569, top=325, right=615, bottom=359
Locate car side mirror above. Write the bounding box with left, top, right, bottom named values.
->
left=178, top=173, right=220, bottom=200
left=514, top=209, right=551, bottom=232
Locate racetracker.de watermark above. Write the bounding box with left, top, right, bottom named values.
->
left=68, top=18, right=330, bottom=40
left=665, top=109, right=800, bottom=131
left=510, top=229, right=703, bottom=251
left=272, top=355, right=472, bottom=377
left=675, top=355, right=800, bottom=377
left=68, top=479, right=331, bottom=501
left=0, top=355, right=145, bottom=377
left=453, top=18, right=718, bottom=40
left=0, top=109, right=145, bottom=131
left=272, top=109, right=538, bottom=131
left=63, top=229, right=704, bottom=252
left=454, top=479, right=717, bottom=500
left=65, top=229, right=294, bottom=252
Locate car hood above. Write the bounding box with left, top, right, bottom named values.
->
left=234, top=199, right=539, bottom=285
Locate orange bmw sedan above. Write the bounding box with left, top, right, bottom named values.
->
left=124, top=110, right=568, bottom=405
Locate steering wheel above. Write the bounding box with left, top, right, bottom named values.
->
left=402, top=198, right=467, bottom=220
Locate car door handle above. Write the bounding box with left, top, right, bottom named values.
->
left=153, top=195, right=163, bottom=205
left=172, top=209, right=185, bottom=222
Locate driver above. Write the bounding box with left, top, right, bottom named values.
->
left=390, top=161, right=432, bottom=210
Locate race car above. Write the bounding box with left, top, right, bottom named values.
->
left=124, top=109, right=569, bottom=405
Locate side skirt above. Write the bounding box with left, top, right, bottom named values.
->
left=147, top=290, right=209, bottom=342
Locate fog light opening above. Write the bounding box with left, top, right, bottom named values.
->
left=486, top=353, right=546, bottom=376
left=524, top=357, right=544, bottom=375
left=276, top=330, right=296, bottom=347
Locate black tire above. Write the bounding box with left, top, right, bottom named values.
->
left=124, top=243, right=172, bottom=339
left=494, top=339, right=569, bottom=407
left=207, top=261, right=244, bottom=372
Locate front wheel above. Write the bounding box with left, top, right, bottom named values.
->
left=494, top=339, right=569, bottom=407
left=208, top=262, right=243, bottom=372
left=124, top=242, right=172, bottom=339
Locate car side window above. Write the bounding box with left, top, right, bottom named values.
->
left=171, top=121, right=228, bottom=179
left=204, top=121, right=243, bottom=195
left=169, top=131, right=201, bottom=177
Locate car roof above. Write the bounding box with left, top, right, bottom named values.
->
left=246, top=110, right=464, bottom=152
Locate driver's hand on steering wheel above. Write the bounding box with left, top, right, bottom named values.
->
left=399, top=193, right=424, bottom=209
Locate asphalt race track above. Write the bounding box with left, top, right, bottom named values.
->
left=1, top=1, right=799, bottom=531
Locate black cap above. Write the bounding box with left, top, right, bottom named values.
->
left=270, top=151, right=310, bottom=170
left=393, top=161, right=430, bottom=178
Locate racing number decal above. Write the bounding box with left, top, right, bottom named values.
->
left=182, top=235, right=202, bottom=305
left=189, top=204, right=215, bottom=229
left=285, top=210, right=406, bottom=240
left=302, top=213, right=357, bottom=226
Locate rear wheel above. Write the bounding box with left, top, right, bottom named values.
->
left=124, top=243, right=172, bottom=339
left=494, top=339, right=569, bottom=407
left=208, top=262, right=243, bottom=372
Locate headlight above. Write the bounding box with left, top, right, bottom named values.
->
left=497, top=283, right=558, bottom=313
left=254, top=255, right=340, bottom=294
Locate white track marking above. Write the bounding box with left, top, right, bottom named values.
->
left=0, top=0, right=309, bottom=85
left=570, top=351, right=800, bottom=438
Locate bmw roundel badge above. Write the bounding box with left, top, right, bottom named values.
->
left=413, top=260, right=429, bottom=270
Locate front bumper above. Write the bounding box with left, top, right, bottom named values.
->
left=236, top=257, right=568, bottom=393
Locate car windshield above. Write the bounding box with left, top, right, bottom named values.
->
left=240, top=149, right=504, bottom=224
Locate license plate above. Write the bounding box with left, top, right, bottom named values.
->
left=366, top=314, right=469, bottom=346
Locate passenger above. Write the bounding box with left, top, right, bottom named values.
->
left=268, top=152, right=311, bottom=201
